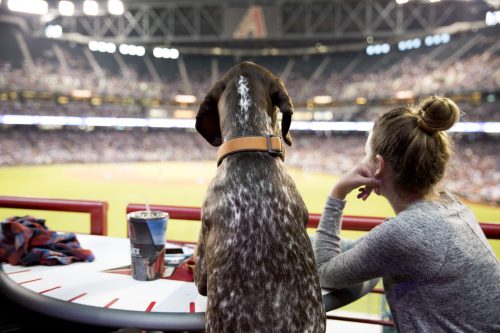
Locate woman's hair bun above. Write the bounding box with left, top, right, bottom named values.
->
left=416, top=96, right=461, bottom=134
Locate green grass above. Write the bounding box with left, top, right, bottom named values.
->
left=1, top=161, right=499, bottom=315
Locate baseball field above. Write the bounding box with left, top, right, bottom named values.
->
left=1, top=161, right=499, bottom=316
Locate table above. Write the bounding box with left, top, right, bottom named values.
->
left=0, top=234, right=378, bottom=331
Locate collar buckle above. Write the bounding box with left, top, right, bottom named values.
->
left=265, top=134, right=283, bottom=156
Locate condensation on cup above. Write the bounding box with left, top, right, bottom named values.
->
left=127, top=211, right=168, bottom=281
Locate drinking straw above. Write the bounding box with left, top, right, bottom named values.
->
left=146, top=200, right=151, bottom=217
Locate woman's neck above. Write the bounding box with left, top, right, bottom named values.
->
left=385, top=188, right=438, bottom=215
left=387, top=194, right=416, bottom=215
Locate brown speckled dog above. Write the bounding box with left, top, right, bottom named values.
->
left=194, top=61, right=326, bottom=333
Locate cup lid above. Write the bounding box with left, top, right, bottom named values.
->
left=127, top=210, right=169, bottom=220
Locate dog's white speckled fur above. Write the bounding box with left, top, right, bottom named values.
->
left=237, top=75, right=251, bottom=123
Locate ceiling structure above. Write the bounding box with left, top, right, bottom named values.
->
left=0, top=0, right=496, bottom=55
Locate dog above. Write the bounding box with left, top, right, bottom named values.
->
left=194, top=61, right=326, bottom=332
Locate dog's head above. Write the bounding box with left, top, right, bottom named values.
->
left=196, top=61, right=294, bottom=147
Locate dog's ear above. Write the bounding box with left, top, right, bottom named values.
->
left=270, top=77, right=293, bottom=146
left=196, top=80, right=225, bottom=146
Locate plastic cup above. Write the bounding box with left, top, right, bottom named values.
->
left=127, top=210, right=168, bottom=281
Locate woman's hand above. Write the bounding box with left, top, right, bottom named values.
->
left=330, top=162, right=380, bottom=201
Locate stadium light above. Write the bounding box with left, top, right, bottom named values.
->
left=174, top=110, right=196, bottom=119
left=170, top=48, right=180, bottom=59
left=108, top=0, right=124, bottom=15
left=485, top=10, right=500, bottom=26
left=153, top=47, right=163, bottom=58
left=312, top=96, right=333, bottom=105
left=88, top=41, right=98, bottom=51
left=174, top=95, right=197, bottom=104
left=355, top=97, right=367, bottom=105
left=366, top=43, right=390, bottom=56
left=119, top=44, right=145, bottom=56
left=424, top=33, right=450, bottom=47
left=398, top=38, right=421, bottom=51
left=8, top=0, right=48, bottom=15
left=45, top=25, right=63, bottom=38
left=395, top=0, right=409, bottom=4
left=88, top=41, right=116, bottom=53
left=395, top=90, right=414, bottom=99
left=105, top=43, right=116, bottom=53
left=58, top=1, right=74, bottom=16
left=153, top=47, right=180, bottom=59
left=71, top=90, right=92, bottom=98
left=83, top=0, right=98, bottom=16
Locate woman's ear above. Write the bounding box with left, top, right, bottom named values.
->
left=372, top=154, right=385, bottom=196
left=374, top=154, right=385, bottom=179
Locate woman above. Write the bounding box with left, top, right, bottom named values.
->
left=314, top=96, right=500, bottom=332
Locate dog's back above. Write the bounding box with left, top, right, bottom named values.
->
left=203, top=154, right=325, bottom=332
left=195, top=62, right=326, bottom=332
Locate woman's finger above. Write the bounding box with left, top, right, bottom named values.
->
left=357, top=186, right=373, bottom=200
left=362, top=187, right=373, bottom=200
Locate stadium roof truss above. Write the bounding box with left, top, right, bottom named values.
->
left=34, top=0, right=489, bottom=48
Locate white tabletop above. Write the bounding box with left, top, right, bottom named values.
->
left=0, top=234, right=378, bottom=330
left=2, top=234, right=207, bottom=313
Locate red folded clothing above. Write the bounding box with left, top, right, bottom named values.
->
left=0, top=216, right=94, bottom=266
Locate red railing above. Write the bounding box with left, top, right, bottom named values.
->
left=0, top=196, right=108, bottom=235
left=126, top=204, right=500, bottom=239
left=127, top=203, right=500, bottom=327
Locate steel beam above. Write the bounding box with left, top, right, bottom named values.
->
left=9, top=0, right=493, bottom=46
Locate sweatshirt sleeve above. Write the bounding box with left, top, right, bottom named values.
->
left=314, top=196, right=420, bottom=289
left=313, top=196, right=345, bottom=268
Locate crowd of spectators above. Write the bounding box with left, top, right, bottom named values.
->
left=459, top=102, right=500, bottom=122
left=0, top=127, right=498, bottom=205
left=0, top=100, right=145, bottom=118
left=0, top=32, right=498, bottom=104
left=0, top=30, right=498, bottom=205
left=0, top=57, right=174, bottom=101
left=353, top=102, right=500, bottom=122
left=0, top=127, right=215, bottom=165
left=447, top=136, right=500, bottom=204
left=289, top=132, right=500, bottom=205
left=315, top=53, right=500, bottom=102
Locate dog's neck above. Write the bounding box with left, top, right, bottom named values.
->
left=220, top=75, right=278, bottom=142
left=221, top=111, right=276, bottom=142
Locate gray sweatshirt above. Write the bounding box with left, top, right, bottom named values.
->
left=314, top=192, right=500, bottom=333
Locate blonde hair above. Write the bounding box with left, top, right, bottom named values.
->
left=371, top=96, right=461, bottom=196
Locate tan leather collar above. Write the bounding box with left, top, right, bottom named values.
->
left=216, top=134, right=285, bottom=166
